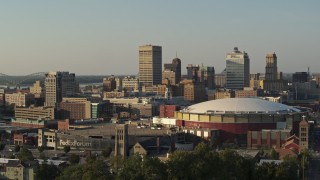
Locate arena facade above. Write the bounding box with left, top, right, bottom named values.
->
left=174, top=98, right=306, bottom=143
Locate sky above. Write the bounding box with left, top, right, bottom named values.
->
left=1, top=0, right=320, bottom=75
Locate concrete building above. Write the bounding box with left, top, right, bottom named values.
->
left=263, top=53, right=287, bottom=92
left=163, top=58, right=181, bottom=85
left=60, top=98, right=91, bottom=120
left=29, top=80, right=43, bottom=98
left=38, top=128, right=57, bottom=149
left=139, top=45, right=162, bottom=87
left=45, top=71, right=78, bottom=108
left=5, top=92, right=35, bottom=107
left=186, top=64, right=200, bottom=81
left=103, top=76, right=116, bottom=92
left=15, top=106, right=54, bottom=120
left=226, top=47, right=250, bottom=89
left=114, top=124, right=128, bottom=158
left=265, top=53, right=278, bottom=81
left=292, top=72, right=308, bottom=83
left=181, top=80, right=206, bottom=103
left=214, top=90, right=235, bottom=100
left=122, top=76, right=139, bottom=92
left=215, top=74, right=226, bottom=88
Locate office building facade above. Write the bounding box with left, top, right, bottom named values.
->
left=139, top=45, right=162, bottom=87
left=45, top=71, right=78, bottom=108
left=226, top=47, right=250, bottom=89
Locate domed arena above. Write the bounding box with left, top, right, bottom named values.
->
left=174, top=98, right=305, bottom=142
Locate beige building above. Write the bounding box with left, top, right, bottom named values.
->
left=299, top=118, right=309, bottom=151
left=5, top=92, right=35, bottom=107
left=15, top=106, right=54, bottom=120
left=122, top=76, right=139, bottom=91
left=2, top=160, right=37, bottom=180
left=29, top=80, right=43, bottom=98
left=139, top=45, right=162, bottom=87
left=115, top=124, right=128, bottom=158
left=214, top=90, right=235, bottom=99
left=45, top=71, right=78, bottom=108
left=104, top=91, right=126, bottom=98
left=181, top=80, right=206, bottom=103
left=38, top=128, right=57, bottom=149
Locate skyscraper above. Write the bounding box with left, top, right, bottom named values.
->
left=162, top=57, right=181, bottom=85
left=139, top=45, right=162, bottom=87
left=45, top=71, right=78, bottom=108
left=263, top=53, right=287, bottom=92
left=226, top=47, right=250, bottom=89
left=265, top=53, right=278, bottom=81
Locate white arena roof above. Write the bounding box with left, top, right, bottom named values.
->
left=181, top=98, right=300, bottom=114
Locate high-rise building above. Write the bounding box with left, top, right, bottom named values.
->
left=45, top=71, right=78, bottom=108
left=163, top=58, right=181, bottom=85
left=199, top=66, right=215, bottom=89
left=263, top=53, right=287, bottom=92
left=226, top=47, right=250, bottom=89
left=265, top=53, right=278, bottom=81
left=186, top=64, right=200, bottom=81
left=103, top=76, right=116, bottom=92
left=139, top=45, right=162, bottom=87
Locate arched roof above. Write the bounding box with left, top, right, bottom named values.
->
left=181, top=98, right=300, bottom=114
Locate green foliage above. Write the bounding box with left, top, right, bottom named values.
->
left=38, top=146, right=45, bottom=153
left=35, top=163, right=59, bottom=180
left=14, top=144, right=20, bottom=152
left=69, top=154, right=80, bottom=164
left=57, top=158, right=113, bottom=180
left=63, top=146, right=71, bottom=154
left=0, top=143, right=5, bottom=151
left=117, top=154, right=167, bottom=180
left=17, top=147, right=34, bottom=161
left=270, top=148, right=279, bottom=160
left=39, top=152, right=46, bottom=160
left=8, top=154, right=15, bottom=159
left=102, top=147, right=113, bottom=158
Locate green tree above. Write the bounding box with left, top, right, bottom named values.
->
left=17, top=147, right=34, bottom=161
left=14, top=144, right=20, bottom=152
left=39, top=152, right=46, bottom=160
left=275, top=157, right=299, bottom=180
left=270, top=148, right=279, bottom=160
left=63, top=146, right=71, bottom=154
left=69, top=154, right=80, bottom=164
left=35, top=163, right=59, bottom=180
left=38, top=146, right=45, bottom=153
left=82, top=159, right=113, bottom=180
left=102, top=147, right=112, bottom=158
left=117, top=155, right=144, bottom=180
left=0, top=143, right=5, bottom=151
left=255, top=162, right=278, bottom=180
left=57, top=164, right=83, bottom=180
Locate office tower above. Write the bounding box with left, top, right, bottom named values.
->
left=163, top=58, right=181, bottom=85
left=292, top=72, right=308, bottom=83
left=186, top=64, right=200, bottom=81
left=103, top=75, right=116, bottom=92
left=263, top=53, right=287, bottom=92
left=226, top=47, right=250, bottom=89
left=265, top=53, right=278, bottom=81
left=139, top=45, right=162, bottom=87
left=199, top=66, right=215, bottom=89
left=45, top=71, right=78, bottom=108
left=114, top=124, right=128, bottom=158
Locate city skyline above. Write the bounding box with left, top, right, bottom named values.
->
left=1, top=1, right=320, bottom=75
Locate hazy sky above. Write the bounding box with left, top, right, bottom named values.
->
left=1, top=1, right=320, bottom=75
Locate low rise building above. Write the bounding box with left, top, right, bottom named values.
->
left=5, top=92, right=35, bottom=107
left=15, top=106, right=54, bottom=120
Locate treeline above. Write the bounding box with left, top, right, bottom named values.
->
left=46, top=142, right=301, bottom=180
